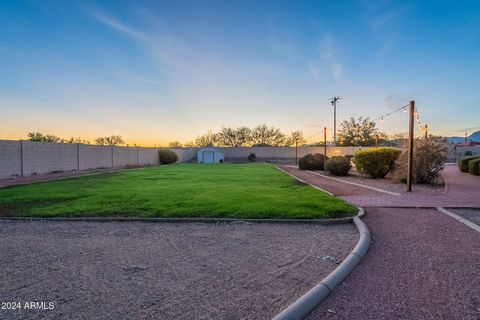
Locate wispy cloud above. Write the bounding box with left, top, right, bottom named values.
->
left=307, top=33, right=342, bottom=80
left=86, top=6, right=187, bottom=64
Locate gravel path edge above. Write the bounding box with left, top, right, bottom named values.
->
left=437, top=207, right=480, bottom=234
left=272, top=207, right=371, bottom=320
left=275, top=166, right=335, bottom=196
left=0, top=216, right=356, bottom=225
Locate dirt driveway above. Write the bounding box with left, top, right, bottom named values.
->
left=0, top=220, right=357, bottom=320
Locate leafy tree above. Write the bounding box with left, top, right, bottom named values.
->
left=337, top=117, right=384, bottom=146
left=251, top=124, right=286, bottom=146
left=217, top=126, right=252, bottom=147
left=95, top=135, right=125, bottom=146
left=168, top=141, right=183, bottom=148
left=194, top=130, right=218, bottom=147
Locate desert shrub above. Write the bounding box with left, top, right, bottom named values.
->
left=458, top=156, right=480, bottom=173
left=158, top=149, right=178, bottom=164
left=298, top=153, right=327, bottom=170
left=248, top=152, right=257, bottom=162
left=354, top=148, right=401, bottom=178
left=468, top=158, right=480, bottom=176
left=325, top=156, right=352, bottom=176
left=391, top=138, right=447, bottom=184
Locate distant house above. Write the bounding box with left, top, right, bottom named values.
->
left=197, top=148, right=224, bottom=164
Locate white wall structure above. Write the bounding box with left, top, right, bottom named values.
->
left=197, top=148, right=224, bottom=164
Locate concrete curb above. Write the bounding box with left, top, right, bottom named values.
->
left=306, top=170, right=401, bottom=196
left=272, top=207, right=371, bottom=320
left=437, top=207, right=480, bottom=234
left=0, top=215, right=356, bottom=225
left=275, top=166, right=334, bottom=196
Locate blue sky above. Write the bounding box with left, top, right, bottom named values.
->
left=0, top=0, right=479, bottom=145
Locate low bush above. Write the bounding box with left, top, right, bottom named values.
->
left=354, top=148, right=401, bottom=178
left=458, top=156, right=480, bottom=173
left=248, top=152, right=257, bottom=162
left=298, top=153, right=327, bottom=170
left=158, top=149, right=178, bottom=164
left=325, top=156, right=351, bottom=176
left=469, top=158, right=480, bottom=176
left=391, top=138, right=447, bottom=184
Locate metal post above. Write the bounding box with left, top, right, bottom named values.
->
left=111, top=145, right=114, bottom=168
left=375, top=135, right=378, bottom=147
left=20, top=140, right=24, bottom=177
left=295, top=141, right=298, bottom=166
left=323, top=127, right=327, bottom=157
left=136, top=147, right=139, bottom=165
left=77, top=143, right=80, bottom=171
left=424, top=124, right=428, bottom=140
left=407, top=100, right=415, bottom=192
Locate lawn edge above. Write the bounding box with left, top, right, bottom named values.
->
left=272, top=207, right=371, bottom=320
left=0, top=215, right=355, bottom=224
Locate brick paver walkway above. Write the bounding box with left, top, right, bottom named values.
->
left=279, top=164, right=480, bottom=208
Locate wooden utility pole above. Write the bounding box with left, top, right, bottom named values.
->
left=407, top=100, right=415, bottom=192
left=375, top=135, right=378, bottom=147
left=424, top=124, right=428, bottom=140
left=323, top=127, right=327, bottom=157
left=329, top=97, right=342, bottom=147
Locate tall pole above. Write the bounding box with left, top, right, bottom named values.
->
left=424, top=124, right=428, bottom=140
left=330, top=96, right=341, bottom=147
left=295, top=141, right=298, bottom=166
left=407, top=100, right=415, bottom=192
left=323, top=127, right=327, bottom=157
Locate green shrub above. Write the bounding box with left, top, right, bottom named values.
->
left=298, top=153, right=327, bottom=170
left=325, top=156, right=352, bottom=176
left=158, top=149, right=178, bottom=164
left=458, top=156, right=480, bottom=173
left=469, top=158, right=480, bottom=176
left=248, top=152, right=257, bottom=162
left=354, top=148, right=401, bottom=178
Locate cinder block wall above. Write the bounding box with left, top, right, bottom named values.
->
left=79, top=145, right=113, bottom=170
left=22, top=141, right=77, bottom=175
left=0, top=140, right=22, bottom=178
left=138, top=148, right=158, bottom=165
left=0, top=139, right=396, bottom=179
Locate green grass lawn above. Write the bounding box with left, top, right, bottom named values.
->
left=0, top=164, right=357, bottom=219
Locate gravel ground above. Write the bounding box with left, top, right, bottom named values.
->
left=0, top=221, right=358, bottom=320
left=450, top=208, right=480, bottom=226
left=312, top=168, right=444, bottom=195
left=307, top=207, right=480, bottom=320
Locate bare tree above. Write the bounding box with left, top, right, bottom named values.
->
left=27, top=132, right=65, bottom=143
left=194, top=130, right=218, bottom=147
left=286, top=131, right=306, bottom=147
left=95, top=135, right=125, bottom=146
left=168, top=141, right=183, bottom=148
left=217, top=127, right=252, bottom=147
left=251, top=124, right=286, bottom=146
